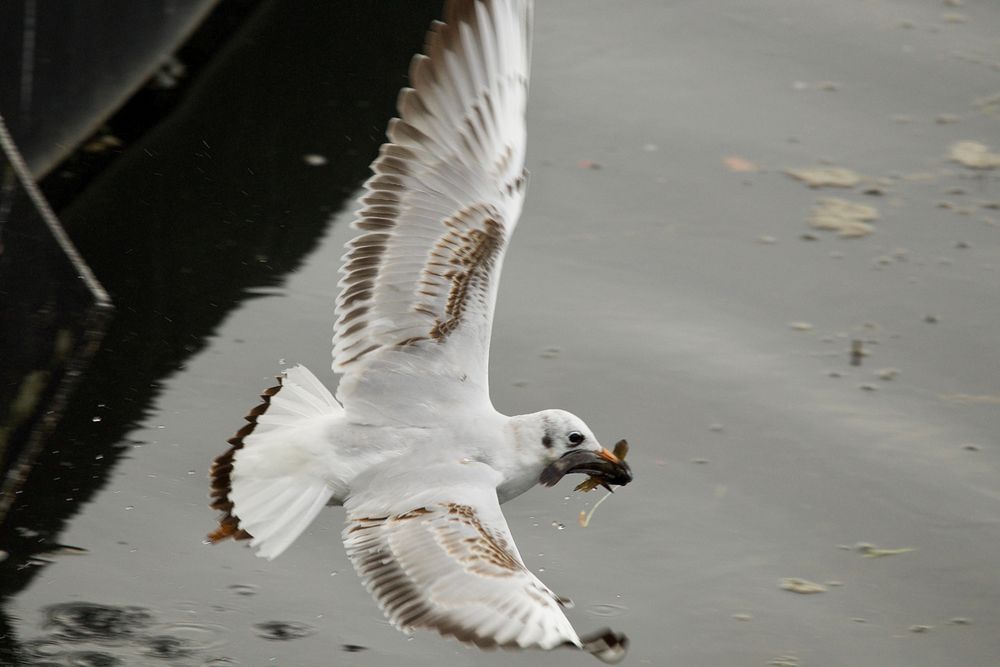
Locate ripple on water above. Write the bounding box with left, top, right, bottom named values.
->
left=585, top=603, right=629, bottom=618
left=253, top=621, right=316, bottom=641
left=22, top=638, right=65, bottom=658
left=44, top=603, right=153, bottom=643
left=227, top=583, right=259, bottom=597
left=144, top=621, right=229, bottom=656
left=65, top=651, right=122, bottom=667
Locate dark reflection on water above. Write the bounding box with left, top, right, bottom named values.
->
left=0, top=0, right=442, bottom=661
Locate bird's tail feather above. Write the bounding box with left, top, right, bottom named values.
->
left=208, top=365, right=341, bottom=559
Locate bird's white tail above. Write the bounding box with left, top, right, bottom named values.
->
left=209, top=365, right=341, bottom=559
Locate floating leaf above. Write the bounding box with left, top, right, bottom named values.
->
left=723, top=155, right=759, bottom=172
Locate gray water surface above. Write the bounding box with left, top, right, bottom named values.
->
left=8, top=1, right=1000, bottom=665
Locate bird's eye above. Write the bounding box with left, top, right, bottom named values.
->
left=567, top=431, right=585, bottom=446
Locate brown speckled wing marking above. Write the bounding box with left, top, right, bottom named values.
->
left=443, top=502, right=522, bottom=573
left=207, top=378, right=284, bottom=543
left=423, top=209, right=505, bottom=342
left=343, top=498, right=575, bottom=649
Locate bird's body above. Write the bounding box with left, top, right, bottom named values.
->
left=208, top=0, right=632, bottom=661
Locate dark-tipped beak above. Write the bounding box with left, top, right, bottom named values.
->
left=539, top=448, right=634, bottom=489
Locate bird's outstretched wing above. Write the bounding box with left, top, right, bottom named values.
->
left=332, top=0, right=532, bottom=423
left=344, top=460, right=580, bottom=651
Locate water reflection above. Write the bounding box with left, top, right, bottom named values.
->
left=0, top=0, right=442, bottom=661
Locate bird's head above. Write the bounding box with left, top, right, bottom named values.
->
left=518, top=409, right=633, bottom=492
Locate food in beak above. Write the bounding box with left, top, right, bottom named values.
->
left=539, top=439, right=633, bottom=491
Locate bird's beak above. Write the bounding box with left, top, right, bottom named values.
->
left=539, top=447, right=634, bottom=489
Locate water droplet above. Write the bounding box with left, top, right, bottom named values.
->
left=91, top=416, right=102, bottom=423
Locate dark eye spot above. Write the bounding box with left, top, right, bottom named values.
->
left=542, top=435, right=553, bottom=448
left=568, top=431, right=584, bottom=446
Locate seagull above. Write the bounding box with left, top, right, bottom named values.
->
left=208, top=0, right=633, bottom=661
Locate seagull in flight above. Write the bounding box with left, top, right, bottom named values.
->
left=208, top=0, right=633, bottom=660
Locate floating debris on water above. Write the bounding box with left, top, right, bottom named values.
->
left=302, top=154, right=328, bottom=166
left=961, top=443, right=981, bottom=452
left=948, top=617, right=973, bottom=625
left=788, top=321, right=814, bottom=331
left=342, top=644, right=369, bottom=652
left=854, top=542, right=916, bottom=557
left=851, top=339, right=867, bottom=367
left=786, top=166, right=861, bottom=188
left=876, top=368, right=899, bottom=381
left=949, top=141, right=1000, bottom=169
left=909, top=624, right=932, bottom=633
left=780, top=577, right=827, bottom=594
left=724, top=155, right=759, bottom=172
left=808, top=197, right=878, bottom=238
left=732, top=613, right=753, bottom=621
left=936, top=113, right=961, bottom=124
left=253, top=621, right=316, bottom=641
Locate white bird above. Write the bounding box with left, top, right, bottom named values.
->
left=208, top=0, right=632, bottom=661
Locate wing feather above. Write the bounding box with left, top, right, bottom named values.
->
left=343, top=461, right=581, bottom=650
left=332, top=0, right=532, bottom=421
